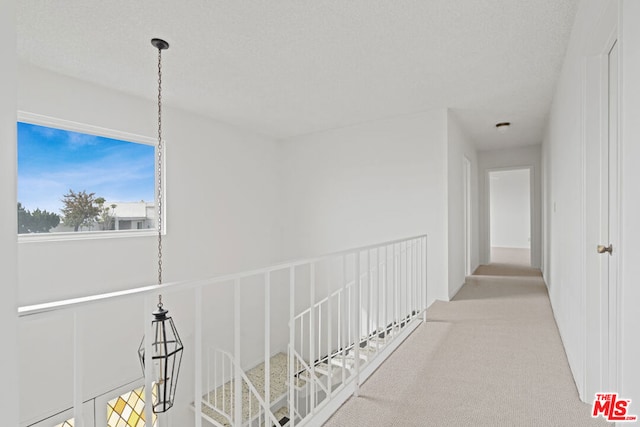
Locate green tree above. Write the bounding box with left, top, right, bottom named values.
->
left=60, top=189, right=101, bottom=232
left=30, top=208, right=61, bottom=232
left=17, top=202, right=30, bottom=234
left=95, top=197, right=117, bottom=231
left=17, top=202, right=60, bottom=234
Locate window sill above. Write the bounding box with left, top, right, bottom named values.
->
left=18, top=229, right=161, bottom=243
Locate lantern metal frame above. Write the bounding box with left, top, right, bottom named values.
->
left=138, top=298, right=184, bottom=413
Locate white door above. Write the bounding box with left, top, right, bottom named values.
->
left=602, top=38, right=620, bottom=394
left=583, top=1, right=619, bottom=400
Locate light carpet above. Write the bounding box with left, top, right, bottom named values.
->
left=323, top=264, right=606, bottom=426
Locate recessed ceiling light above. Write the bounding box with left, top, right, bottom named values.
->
left=495, top=122, right=511, bottom=133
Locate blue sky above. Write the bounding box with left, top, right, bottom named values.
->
left=18, top=122, right=155, bottom=214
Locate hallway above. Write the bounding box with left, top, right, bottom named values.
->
left=324, top=265, right=606, bottom=426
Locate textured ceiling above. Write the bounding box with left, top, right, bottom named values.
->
left=17, top=0, right=579, bottom=150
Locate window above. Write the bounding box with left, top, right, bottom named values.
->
left=17, top=115, right=158, bottom=240
left=107, top=385, right=157, bottom=427
left=36, top=383, right=156, bottom=427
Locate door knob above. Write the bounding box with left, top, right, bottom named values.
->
left=597, top=244, right=613, bottom=254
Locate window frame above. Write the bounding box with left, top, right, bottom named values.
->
left=17, top=112, right=165, bottom=243
left=25, top=400, right=94, bottom=427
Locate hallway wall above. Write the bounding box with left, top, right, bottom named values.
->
left=1, top=0, right=19, bottom=424
left=543, top=0, right=640, bottom=408
left=542, top=0, right=596, bottom=400
left=280, top=109, right=450, bottom=304
left=478, top=145, right=542, bottom=268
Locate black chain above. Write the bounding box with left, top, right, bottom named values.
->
left=157, top=47, right=163, bottom=290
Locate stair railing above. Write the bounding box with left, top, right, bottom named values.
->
left=18, top=234, right=426, bottom=427
left=287, top=235, right=427, bottom=426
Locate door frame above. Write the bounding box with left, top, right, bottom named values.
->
left=463, top=155, right=472, bottom=276
left=485, top=165, right=534, bottom=266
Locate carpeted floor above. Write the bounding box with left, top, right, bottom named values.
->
left=324, top=264, right=607, bottom=427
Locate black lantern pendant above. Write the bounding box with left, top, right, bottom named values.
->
left=138, top=297, right=184, bottom=413
left=138, top=37, right=184, bottom=414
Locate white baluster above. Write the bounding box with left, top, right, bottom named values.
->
left=265, top=272, right=271, bottom=412
left=354, top=252, right=361, bottom=397
left=289, top=267, right=296, bottom=427
left=234, top=279, right=241, bottom=426
left=73, top=310, right=84, bottom=427
left=195, top=287, right=203, bottom=427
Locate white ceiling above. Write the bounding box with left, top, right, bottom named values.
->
left=17, top=0, right=579, bottom=150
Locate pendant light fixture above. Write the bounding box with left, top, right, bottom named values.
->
left=138, top=37, right=184, bottom=414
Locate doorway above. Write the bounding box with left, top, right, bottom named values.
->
left=488, top=168, right=531, bottom=266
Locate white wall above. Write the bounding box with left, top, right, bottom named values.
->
left=16, top=64, right=284, bottom=425
left=447, top=112, right=479, bottom=298
left=542, top=5, right=586, bottom=397
left=280, top=109, right=450, bottom=304
left=542, top=0, right=640, bottom=407
left=18, top=64, right=283, bottom=304
left=1, top=0, right=20, bottom=424
left=543, top=0, right=603, bottom=402
left=619, top=0, right=640, bottom=415
left=478, top=145, right=541, bottom=267
left=489, top=169, right=530, bottom=249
